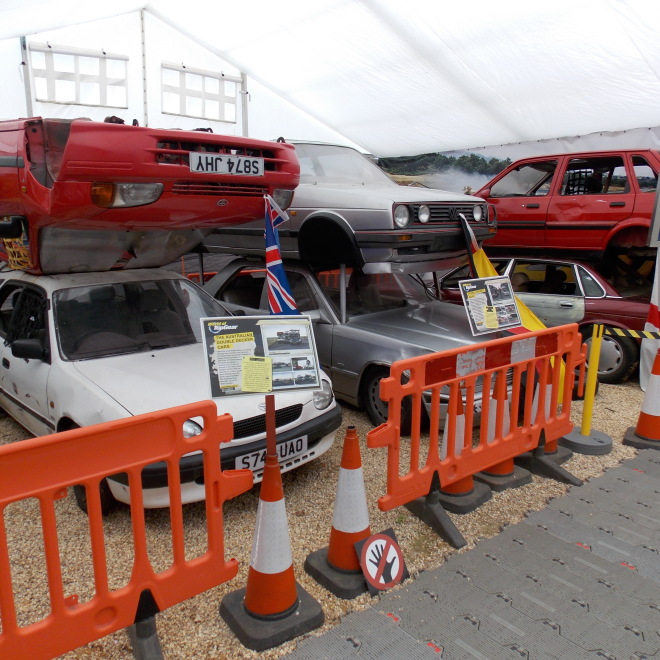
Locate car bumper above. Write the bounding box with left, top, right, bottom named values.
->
left=355, top=224, right=495, bottom=263
left=106, top=404, right=342, bottom=508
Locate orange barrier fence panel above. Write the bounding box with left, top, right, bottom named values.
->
left=0, top=400, right=253, bottom=660
left=367, top=324, right=583, bottom=511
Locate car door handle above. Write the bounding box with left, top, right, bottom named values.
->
left=2, top=358, right=9, bottom=369
left=609, top=201, right=626, bottom=207
left=559, top=300, right=575, bottom=307
left=524, top=203, right=540, bottom=208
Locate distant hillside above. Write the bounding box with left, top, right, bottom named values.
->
left=379, top=152, right=511, bottom=177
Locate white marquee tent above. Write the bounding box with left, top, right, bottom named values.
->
left=2, top=0, right=660, bottom=159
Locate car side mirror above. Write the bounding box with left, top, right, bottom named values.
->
left=480, top=188, right=491, bottom=197
left=11, top=338, right=47, bottom=361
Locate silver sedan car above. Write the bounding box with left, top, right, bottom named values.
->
left=204, top=258, right=506, bottom=429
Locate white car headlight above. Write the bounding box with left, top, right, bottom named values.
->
left=313, top=381, right=334, bottom=410
left=182, top=419, right=203, bottom=438
left=418, top=204, right=431, bottom=223
left=393, top=205, right=410, bottom=228
left=472, top=205, right=483, bottom=222
left=91, top=182, right=164, bottom=208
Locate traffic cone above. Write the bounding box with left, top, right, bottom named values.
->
left=304, top=426, right=371, bottom=599
left=220, top=452, right=323, bottom=651
left=624, top=348, right=660, bottom=449
left=477, top=372, right=532, bottom=491
left=441, top=385, right=465, bottom=459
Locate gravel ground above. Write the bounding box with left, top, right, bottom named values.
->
left=0, top=377, right=646, bottom=660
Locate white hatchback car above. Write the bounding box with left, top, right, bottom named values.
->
left=0, top=264, right=341, bottom=511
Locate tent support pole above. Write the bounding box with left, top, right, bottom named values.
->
left=140, top=10, right=148, bottom=127
left=20, top=37, right=33, bottom=117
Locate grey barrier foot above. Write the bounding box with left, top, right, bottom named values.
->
left=474, top=465, right=533, bottom=492
left=560, top=427, right=613, bottom=455
left=516, top=444, right=582, bottom=487
left=623, top=426, right=660, bottom=450
left=304, top=546, right=368, bottom=600
left=435, top=480, right=492, bottom=514
left=403, top=473, right=468, bottom=548
left=127, top=617, right=164, bottom=660
left=405, top=496, right=467, bottom=549
left=220, top=584, right=324, bottom=652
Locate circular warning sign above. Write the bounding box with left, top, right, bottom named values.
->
left=359, top=532, right=405, bottom=591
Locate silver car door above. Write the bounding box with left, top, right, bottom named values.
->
left=511, top=261, right=585, bottom=327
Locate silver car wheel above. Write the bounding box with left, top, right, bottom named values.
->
left=585, top=331, right=638, bottom=384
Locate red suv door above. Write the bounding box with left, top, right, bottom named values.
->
left=546, top=154, right=633, bottom=249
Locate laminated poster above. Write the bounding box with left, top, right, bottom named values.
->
left=458, top=276, right=522, bottom=336
left=200, top=315, right=321, bottom=397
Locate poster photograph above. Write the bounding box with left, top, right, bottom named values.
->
left=458, top=275, right=522, bottom=335
left=200, top=315, right=321, bottom=397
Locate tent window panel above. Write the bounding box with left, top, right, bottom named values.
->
left=29, top=43, right=128, bottom=109
left=79, top=56, right=98, bottom=76
left=54, top=79, right=76, bottom=103
left=80, top=81, right=101, bottom=105
left=161, top=64, right=239, bottom=123
left=205, top=78, right=220, bottom=94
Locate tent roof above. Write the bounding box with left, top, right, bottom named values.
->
left=2, top=0, right=660, bottom=156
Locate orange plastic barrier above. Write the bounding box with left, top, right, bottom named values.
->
left=0, top=401, right=253, bottom=660
left=367, top=324, right=585, bottom=515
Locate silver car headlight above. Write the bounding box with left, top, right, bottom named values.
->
left=418, top=204, right=431, bottom=223
left=393, top=205, right=410, bottom=228
left=472, top=205, right=484, bottom=222
left=313, top=381, right=334, bottom=410
left=182, top=419, right=203, bottom=438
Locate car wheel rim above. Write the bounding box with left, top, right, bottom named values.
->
left=368, top=376, right=389, bottom=423
left=587, top=336, right=622, bottom=375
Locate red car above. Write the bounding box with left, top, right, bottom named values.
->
left=0, top=118, right=299, bottom=274
left=434, top=256, right=652, bottom=383
left=477, top=150, right=659, bottom=257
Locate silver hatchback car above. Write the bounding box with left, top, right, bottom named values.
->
left=204, top=141, right=495, bottom=269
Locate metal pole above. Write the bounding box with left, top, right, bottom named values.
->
left=240, top=73, right=249, bottom=136
left=20, top=37, right=34, bottom=117
left=140, top=10, right=148, bottom=127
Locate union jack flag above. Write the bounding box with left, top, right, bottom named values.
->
left=264, top=195, right=299, bottom=315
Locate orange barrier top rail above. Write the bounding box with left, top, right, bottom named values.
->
left=367, top=324, right=585, bottom=511
left=0, top=401, right=253, bottom=660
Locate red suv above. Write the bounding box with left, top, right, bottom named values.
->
left=477, top=150, right=659, bottom=257
left=0, top=118, right=299, bottom=274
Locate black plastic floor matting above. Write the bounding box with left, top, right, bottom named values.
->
left=287, top=450, right=660, bottom=659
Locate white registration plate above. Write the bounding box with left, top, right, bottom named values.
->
left=189, top=152, right=264, bottom=176
left=236, top=436, right=308, bottom=472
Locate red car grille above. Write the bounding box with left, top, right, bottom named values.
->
left=172, top=181, right=269, bottom=196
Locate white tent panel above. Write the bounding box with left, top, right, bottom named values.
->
left=1, top=0, right=660, bottom=156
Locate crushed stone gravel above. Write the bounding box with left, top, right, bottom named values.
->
left=0, top=378, right=646, bottom=659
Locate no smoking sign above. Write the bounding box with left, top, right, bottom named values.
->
left=355, top=528, right=409, bottom=595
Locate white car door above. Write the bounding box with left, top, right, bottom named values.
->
left=0, top=283, right=54, bottom=436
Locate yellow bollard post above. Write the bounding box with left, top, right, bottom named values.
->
left=559, top=324, right=612, bottom=455
left=580, top=324, right=603, bottom=437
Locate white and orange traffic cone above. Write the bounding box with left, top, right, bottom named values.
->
left=220, top=451, right=323, bottom=651
left=305, top=426, right=371, bottom=599
left=624, top=348, right=660, bottom=450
